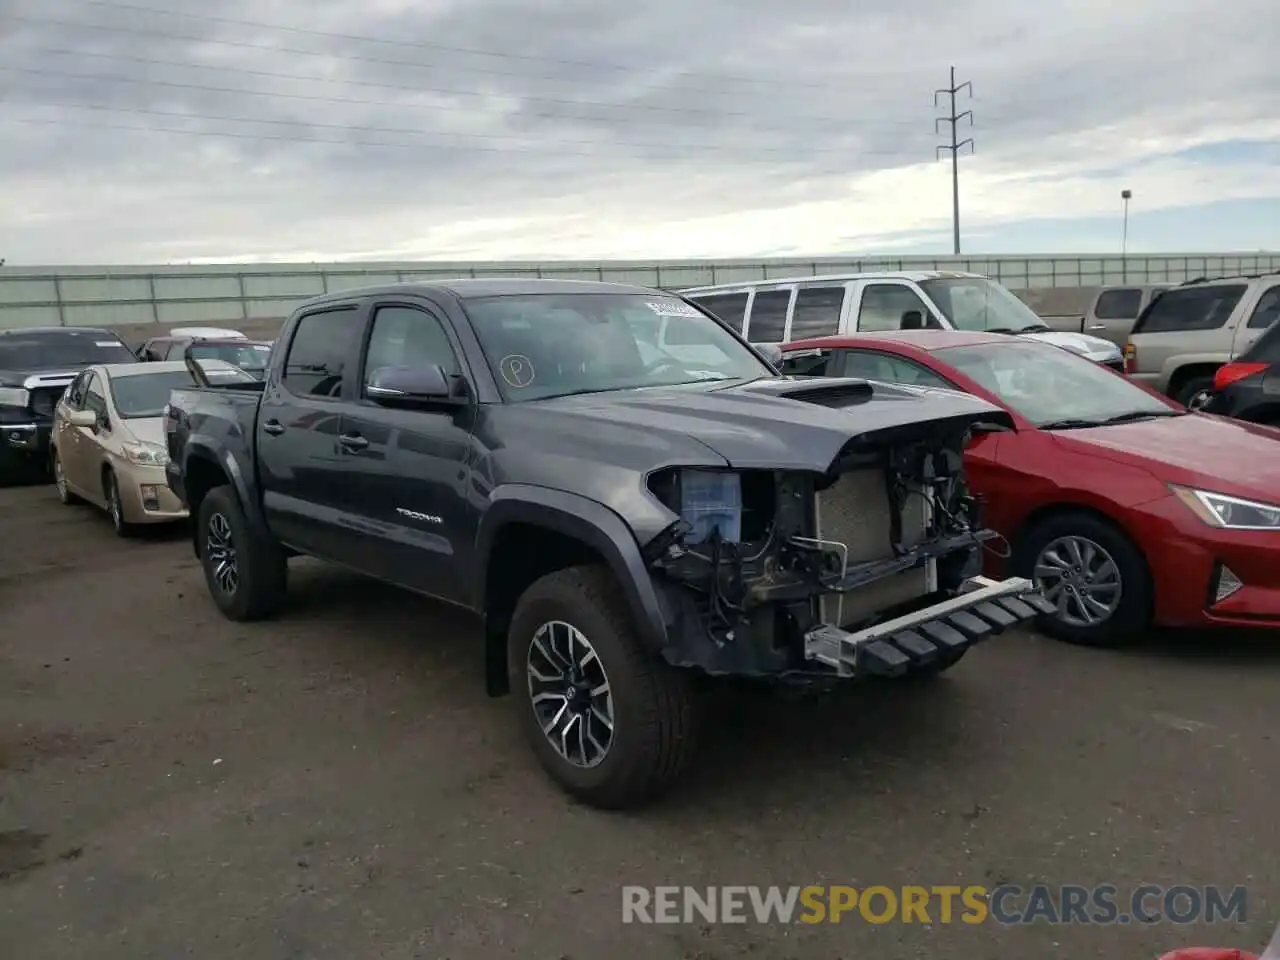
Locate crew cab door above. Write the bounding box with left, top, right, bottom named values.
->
left=334, top=300, right=477, bottom=604
left=256, top=303, right=366, bottom=557
left=1087, top=287, right=1144, bottom=345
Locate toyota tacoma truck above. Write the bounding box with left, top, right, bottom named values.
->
left=164, top=279, right=1052, bottom=808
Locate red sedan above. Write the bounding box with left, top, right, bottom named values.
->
left=780, top=331, right=1280, bottom=645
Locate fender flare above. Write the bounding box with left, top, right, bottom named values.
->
left=474, top=484, right=670, bottom=654
left=182, top=441, right=271, bottom=541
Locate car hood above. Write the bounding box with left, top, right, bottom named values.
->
left=1019, top=330, right=1121, bottom=361
left=1055, top=412, right=1280, bottom=500
left=0, top=366, right=87, bottom=388
left=120, top=416, right=165, bottom=447
left=527, top=377, right=1014, bottom=472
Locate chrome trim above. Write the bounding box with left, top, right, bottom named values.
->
left=21, top=372, right=79, bottom=389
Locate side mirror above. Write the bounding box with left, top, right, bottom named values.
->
left=68, top=409, right=97, bottom=429
left=756, top=343, right=783, bottom=368
left=366, top=364, right=465, bottom=406
left=900, top=310, right=925, bottom=331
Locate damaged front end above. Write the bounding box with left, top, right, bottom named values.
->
left=643, top=408, right=1053, bottom=681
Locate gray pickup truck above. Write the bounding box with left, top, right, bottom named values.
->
left=1034, top=284, right=1169, bottom=347
left=163, top=278, right=1049, bottom=808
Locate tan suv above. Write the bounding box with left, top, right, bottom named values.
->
left=1123, top=274, right=1280, bottom=408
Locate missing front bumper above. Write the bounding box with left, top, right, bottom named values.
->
left=803, top=575, right=1054, bottom=678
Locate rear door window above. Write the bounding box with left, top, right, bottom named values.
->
left=691, top=293, right=749, bottom=333
left=1132, top=284, right=1246, bottom=334
left=745, top=290, right=792, bottom=342
left=789, top=286, right=845, bottom=340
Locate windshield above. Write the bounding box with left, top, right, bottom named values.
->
left=919, top=278, right=1045, bottom=333
left=461, top=293, right=772, bottom=401
left=109, top=367, right=252, bottom=418
left=189, top=342, right=272, bottom=374
left=0, top=332, right=136, bottom=368
left=937, top=339, right=1175, bottom=427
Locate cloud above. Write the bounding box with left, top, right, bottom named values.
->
left=0, top=0, right=1278, bottom=263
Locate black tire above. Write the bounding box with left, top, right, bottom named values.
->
left=103, top=469, right=137, bottom=538
left=1173, top=374, right=1214, bottom=410
left=196, top=484, right=287, bottom=621
left=51, top=448, right=82, bottom=505
left=507, top=565, right=698, bottom=809
left=1015, top=511, right=1150, bottom=647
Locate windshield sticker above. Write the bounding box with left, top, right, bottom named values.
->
left=499, top=354, right=535, bottom=388
left=645, top=300, right=701, bottom=318
left=252, top=345, right=271, bottom=351
left=95, top=341, right=121, bottom=347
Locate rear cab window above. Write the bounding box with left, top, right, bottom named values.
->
left=1094, top=288, right=1142, bottom=319
left=1131, top=284, right=1246, bottom=334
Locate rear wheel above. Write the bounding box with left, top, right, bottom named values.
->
left=196, top=485, right=287, bottom=621
left=1016, top=512, right=1150, bottom=647
left=52, top=449, right=82, bottom=505
left=1174, top=374, right=1214, bottom=410
left=507, top=565, right=698, bottom=809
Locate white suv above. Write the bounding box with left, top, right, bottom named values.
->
left=679, top=271, right=1124, bottom=370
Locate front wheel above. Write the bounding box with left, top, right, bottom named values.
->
left=1016, top=512, right=1151, bottom=646
left=103, top=470, right=136, bottom=538
left=196, top=485, right=287, bottom=621
left=507, top=565, right=698, bottom=809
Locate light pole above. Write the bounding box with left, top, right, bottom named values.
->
left=1121, top=189, right=1132, bottom=282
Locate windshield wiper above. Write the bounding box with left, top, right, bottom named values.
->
left=1095, top=409, right=1185, bottom=425
left=1038, top=417, right=1104, bottom=431
left=1015, top=323, right=1052, bottom=333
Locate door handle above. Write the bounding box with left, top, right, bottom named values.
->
left=1088, top=323, right=1106, bottom=331
left=338, top=433, right=369, bottom=451
left=262, top=420, right=285, bottom=436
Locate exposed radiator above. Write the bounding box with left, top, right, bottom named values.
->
left=814, top=469, right=934, bottom=628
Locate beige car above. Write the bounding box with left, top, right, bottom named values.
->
left=50, top=359, right=254, bottom=535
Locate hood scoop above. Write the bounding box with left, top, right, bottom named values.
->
left=780, top=379, right=875, bottom=407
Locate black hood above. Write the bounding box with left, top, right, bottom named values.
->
left=526, top=376, right=1013, bottom=472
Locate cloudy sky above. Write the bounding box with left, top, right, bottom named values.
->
left=1, top=0, right=1279, bottom=264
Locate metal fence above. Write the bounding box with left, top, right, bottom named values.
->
left=3, top=253, right=1279, bottom=331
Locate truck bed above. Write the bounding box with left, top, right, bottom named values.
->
left=164, top=382, right=263, bottom=507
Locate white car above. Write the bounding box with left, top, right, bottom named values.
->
left=679, top=271, right=1125, bottom=371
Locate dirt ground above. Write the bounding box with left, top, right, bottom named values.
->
left=1, top=481, right=1277, bottom=960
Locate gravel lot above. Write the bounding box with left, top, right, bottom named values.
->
left=1, top=481, right=1277, bottom=960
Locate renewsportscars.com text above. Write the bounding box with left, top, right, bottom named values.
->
left=621, top=884, right=1247, bottom=926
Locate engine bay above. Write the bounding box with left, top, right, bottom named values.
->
left=644, top=421, right=1001, bottom=677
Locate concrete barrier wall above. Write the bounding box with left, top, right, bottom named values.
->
left=4, top=253, right=1278, bottom=340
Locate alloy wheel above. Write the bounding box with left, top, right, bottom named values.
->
left=526, top=620, right=614, bottom=768
left=1185, top=390, right=1212, bottom=411
left=107, top=478, right=123, bottom=530
left=205, top=512, right=239, bottom=595
left=1033, top=535, right=1123, bottom=628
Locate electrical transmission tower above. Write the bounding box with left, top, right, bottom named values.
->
left=935, top=66, right=974, bottom=255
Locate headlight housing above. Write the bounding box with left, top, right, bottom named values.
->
left=123, top=442, right=169, bottom=466
left=0, top=387, right=30, bottom=408
left=1172, top=485, right=1280, bottom=530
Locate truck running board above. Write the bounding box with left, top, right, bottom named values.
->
left=803, top=575, right=1054, bottom=678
